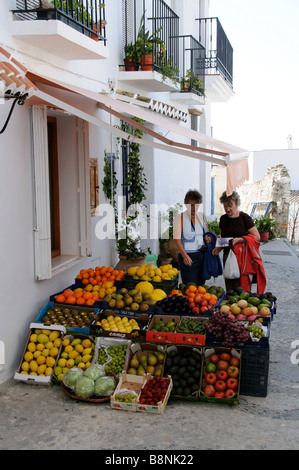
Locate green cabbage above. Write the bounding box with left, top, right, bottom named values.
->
left=84, top=365, right=106, bottom=381
left=62, top=368, right=84, bottom=390
left=74, top=376, right=95, bottom=398
left=94, top=376, right=116, bottom=397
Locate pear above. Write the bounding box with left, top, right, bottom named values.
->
left=130, top=353, right=139, bottom=369
left=131, top=302, right=140, bottom=311
left=148, top=352, right=158, bottom=366
left=119, top=288, right=128, bottom=295
left=137, top=364, right=145, bottom=376
left=156, top=352, right=165, bottom=364
left=138, top=351, right=148, bottom=369
left=134, top=292, right=143, bottom=304
left=142, top=292, right=152, bottom=301
left=124, top=295, right=133, bottom=306
left=146, top=365, right=155, bottom=375
left=139, top=303, right=149, bottom=312
left=108, top=299, right=116, bottom=308
left=128, top=289, right=138, bottom=297
left=128, top=367, right=137, bottom=375
left=116, top=299, right=125, bottom=309
left=104, top=294, right=112, bottom=302
left=154, top=364, right=163, bottom=377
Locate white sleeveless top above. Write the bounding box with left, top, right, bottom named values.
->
left=181, top=213, right=205, bottom=253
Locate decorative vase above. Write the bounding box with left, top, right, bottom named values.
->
left=158, top=257, right=173, bottom=266
left=259, top=232, right=269, bottom=242
left=141, top=54, right=153, bottom=71
left=124, top=59, right=139, bottom=71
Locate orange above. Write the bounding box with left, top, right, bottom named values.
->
left=63, top=289, right=73, bottom=298
left=56, top=294, right=66, bottom=303
left=85, top=299, right=95, bottom=306
left=82, top=278, right=89, bottom=286
left=107, top=266, right=114, bottom=272
left=100, top=267, right=107, bottom=275
left=203, top=293, right=211, bottom=301
left=83, top=291, right=92, bottom=300
left=197, top=286, right=206, bottom=295
left=76, top=297, right=86, bottom=305
left=74, top=291, right=83, bottom=299
left=82, top=272, right=89, bottom=279
left=66, top=296, right=76, bottom=304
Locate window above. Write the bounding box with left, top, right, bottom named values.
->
left=31, top=105, right=91, bottom=280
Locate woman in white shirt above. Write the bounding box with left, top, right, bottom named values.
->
left=174, top=189, right=208, bottom=285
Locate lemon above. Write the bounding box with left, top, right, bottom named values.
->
left=36, top=355, right=46, bottom=365
left=152, top=276, right=162, bottom=282
left=21, top=361, right=30, bottom=372
left=41, top=348, right=50, bottom=357
left=61, top=352, right=68, bottom=359
left=37, top=334, right=48, bottom=344
left=83, top=347, right=92, bottom=356
left=45, top=341, right=54, bottom=350
left=37, top=364, right=47, bottom=375
left=30, top=372, right=37, bottom=376
left=75, top=344, right=84, bottom=353
left=141, top=275, right=151, bottom=281
left=27, top=342, right=36, bottom=353
left=151, top=289, right=167, bottom=301
left=45, top=367, right=53, bottom=377
left=42, top=329, right=51, bottom=336
left=33, top=350, right=42, bottom=359
left=81, top=339, right=92, bottom=348
left=64, top=345, right=73, bottom=354
left=50, top=347, right=59, bottom=357
left=127, top=267, right=138, bottom=276
left=77, top=362, right=85, bottom=369
left=71, top=338, right=81, bottom=347
left=29, top=360, right=38, bottom=372
left=160, top=265, right=169, bottom=273
left=62, top=338, right=70, bottom=347
left=154, top=267, right=162, bottom=277
left=136, top=266, right=146, bottom=277
left=36, top=343, right=45, bottom=352
left=75, top=355, right=82, bottom=364
left=54, top=338, right=61, bottom=348
left=46, top=356, right=56, bottom=368
left=58, top=358, right=67, bottom=368
left=49, top=331, right=60, bottom=342
left=30, top=333, right=38, bottom=343
left=69, top=350, right=79, bottom=360
left=135, top=281, right=154, bottom=294
left=82, top=354, right=92, bottom=363
left=67, top=358, right=75, bottom=368
left=24, top=351, right=33, bottom=362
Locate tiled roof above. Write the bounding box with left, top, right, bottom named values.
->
left=290, top=190, right=299, bottom=204
left=0, top=46, right=37, bottom=99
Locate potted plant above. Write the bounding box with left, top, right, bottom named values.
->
left=160, top=60, right=179, bottom=86
left=135, top=13, right=164, bottom=71
left=254, top=214, right=277, bottom=242
left=180, top=69, right=205, bottom=95
left=124, top=42, right=141, bottom=71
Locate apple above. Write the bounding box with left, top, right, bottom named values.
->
left=259, top=307, right=271, bottom=317
left=220, top=305, right=231, bottom=313
left=242, top=307, right=254, bottom=317
left=231, top=304, right=241, bottom=315
left=237, top=299, right=248, bottom=309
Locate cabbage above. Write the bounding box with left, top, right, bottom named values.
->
left=74, top=376, right=95, bottom=398
left=94, top=376, right=116, bottom=397
left=62, top=368, right=84, bottom=390
left=84, top=365, right=106, bottom=381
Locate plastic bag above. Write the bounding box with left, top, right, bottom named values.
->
left=223, top=249, right=240, bottom=279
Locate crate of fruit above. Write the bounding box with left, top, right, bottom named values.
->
left=94, top=337, right=131, bottom=377
left=90, top=309, right=150, bottom=340
left=164, top=345, right=203, bottom=401
left=199, top=347, right=241, bottom=405
left=175, top=317, right=207, bottom=346
left=126, top=342, right=167, bottom=377
left=146, top=315, right=180, bottom=344
left=136, top=375, right=172, bottom=414
left=53, top=333, right=96, bottom=383
left=14, top=323, right=65, bottom=385
left=110, top=371, right=147, bottom=411
left=35, top=302, right=99, bottom=334
left=50, top=285, right=103, bottom=309
left=123, top=273, right=179, bottom=294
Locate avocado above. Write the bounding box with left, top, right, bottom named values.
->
left=183, top=387, right=191, bottom=396
left=178, top=366, right=186, bottom=376
left=248, top=296, right=261, bottom=306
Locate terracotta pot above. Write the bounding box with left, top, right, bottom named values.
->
left=141, top=54, right=153, bottom=71
left=91, top=24, right=100, bottom=41
left=158, top=258, right=173, bottom=266
left=259, top=232, right=269, bottom=242
left=124, top=59, right=139, bottom=71
left=114, top=255, right=146, bottom=272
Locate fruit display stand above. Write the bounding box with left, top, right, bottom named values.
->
left=126, top=342, right=167, bottom=377
left=14, top=323, right=66, bottom=385
left=199, top=347, right=241, bottom=405
left=90, top=309, right=151, bottom=341
left=146, top=315, right=180, bottom=344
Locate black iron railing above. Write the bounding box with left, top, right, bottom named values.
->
left=177, top=35, right=205, bottom=96
left=196, top=17, right=233, bottom=87
left=122, top=0, right=179, bottom=79
left=12, top=0, right=106, bottom=44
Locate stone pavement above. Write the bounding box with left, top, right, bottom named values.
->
left=0, top=238, right=298, bottom=451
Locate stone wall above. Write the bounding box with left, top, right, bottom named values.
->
left=211, top=163, right=291, bottom=237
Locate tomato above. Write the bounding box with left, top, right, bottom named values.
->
left=215, top=380, right=226, bottom=392
left=227, top=378, right=238, bottom=390
left=200, top=306, right=208, bottom=313
left=220, top=352, right=231, bottom=362
left=194, top=294, right=202, bottom=304
left=227, top=366, right=239, bottom=378
left=209, top=354, right=219, bottom=364
left=201, top=299, right=208, bottom=307
left=205, top=373, right=217, bottom=385
left=217, top=360, right=229, bottom=371
left=203, top=384, right=215, bottom=397
left=217, top=370, right=228, bottom=381
left=225, top=389, right=236, bottom=399
left=206, top=362, right=217, bottom=373
left=230, top=357, right=240, bottom=367
left=189, top=302, right=195, bottom=309
left=214, top=391, right=225, bottom=399
left=192, top=306, right=200, bottom=315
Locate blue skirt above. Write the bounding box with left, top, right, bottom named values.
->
left=178, top=251, right=205, bottom=286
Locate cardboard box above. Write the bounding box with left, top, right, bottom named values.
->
left=199, top=347, right=241, bottom=405
left=175, top=317, right=207, bottom=346
left=126, top=342, right=167, bottom=377
left=93, top=336, right=131, bottom=376
left=14, top=323, right=66, bottom=385
left=164, top=344, right=203, bottom=401
left=136, top=375, right=173, bottom=414
left=146, top=315, right=180, bottom=344
left=110, top=371, right=148, bottom=411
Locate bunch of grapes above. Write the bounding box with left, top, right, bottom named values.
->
left=206, top=310, right=251, bottom=347
left=248, top=324, right=265, bottom=340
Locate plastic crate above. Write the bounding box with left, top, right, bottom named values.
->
left=239, top=346, right=270, bottom=397
left=123, top=274, right=179, bottom=294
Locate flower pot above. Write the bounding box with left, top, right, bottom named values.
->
left=158, top=257, right=173, bottom=266
left=259, top=232, right=269, bottom=242
left=141, top=54, right=153, bottom=71
left=124, top=59, right=139, bottom=71
left=114, top=255, right=146, bottom=272
left=91, top=24, right=100, bottom=41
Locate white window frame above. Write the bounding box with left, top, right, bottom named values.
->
left=31, top=105, right=91, bottom=280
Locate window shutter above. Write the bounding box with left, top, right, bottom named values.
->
left=31, top=105, right=52, bottom=280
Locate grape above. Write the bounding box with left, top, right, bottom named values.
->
left=206, top=310, right=251, bottom=347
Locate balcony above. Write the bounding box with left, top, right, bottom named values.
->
left=118, top=0, right=180, bottom=92
left=11, top=0, right=108, bottom=60
left=196, top=17, right=234, bottom=102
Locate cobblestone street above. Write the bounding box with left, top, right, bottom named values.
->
left=0, top=238, right=298, bottom=451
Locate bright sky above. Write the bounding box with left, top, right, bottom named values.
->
left=208, top=0, right=299, bottom=152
